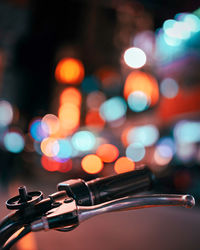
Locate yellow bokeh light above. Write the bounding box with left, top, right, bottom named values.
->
left=55, top=58, right=84, bottom=85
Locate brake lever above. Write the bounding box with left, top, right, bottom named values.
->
left=78, top=194, right=195, bottom=222
left=30, top=194, right=195, bottom=232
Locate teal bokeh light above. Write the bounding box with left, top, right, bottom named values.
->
left=100, top=97, right=127, bottom=122
left=4, top=131, right=24, bottom=153
left=128, top=125, right=159, bottom=147
left=126, top=142, right=145, bottom=162
left=174, top=121, right=200, bottom=144
left=56, top=139, right=72, bottom=159
left=127, top=91, right=149, bottom=112
left=81, top=76, right=100, bottom=93
left=71, top=131, right=96, bottom=151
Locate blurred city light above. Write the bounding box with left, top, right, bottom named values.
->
left=81, top=76, right=100, bottom=93
left=30, top=119, right=48, bottom=142
left=160, top=78, right=179, bottom=98
left=40, top=137, right=59, bottom=157
left=176, top=13, right=200, bottom=33
left=55, top=57, right=84, bottom=84
left=81, top=154, right=103, bottom=174
left=71, top=130, right=96, bottom=152
left=123, top=47, right=147, bottom=69
left=55, top=138, right=72, bottom=160
left=127, top=125, right=159, bottom=147
left=0, top=100, right=13, bottom=127
left=124, top=71, right=159, bottom=106
left=114, top=157, right=135, bottom=174
left=154, top=144, right=173, bottom=166
left=86, top=91, right=106, bottom=110
left=58, top=103, right=80, bottom=132
left=95, top=66, right=121, bottom=90
left=58, top=159, right=72, bottom=173
left=4, top=130, right=24, bottom=153
left=60, top=87, right=82, bottom=107
left=174, top=120, right=200, bottom=144
left=126, top=142, right=146, bottom=162
left=176, top=143, right=197, bottom=162
left=41, top=114, right=60, bottom=135
left=127, top=91, right=149, bottom=112
left=133, top=31, right=155, bottom=58
left=41, top=155, right=60, bottom=172
left=85, top=110, right=105, bottom=130
left=100, top=96, right=127, bottom=122
left=96, top=144, right=119, bottom=163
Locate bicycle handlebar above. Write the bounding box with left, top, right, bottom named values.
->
left=57, top=167, right=153, bottom=206
left=0, top=167, right=195, bottom=249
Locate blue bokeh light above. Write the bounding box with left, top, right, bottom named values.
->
left=30, top=119, right=48, bottom=142
left=71, top=131, right=96, bottom=151
left=4, top=131, right=24, bottom=153
left=100, top=97, right=127, bottom=122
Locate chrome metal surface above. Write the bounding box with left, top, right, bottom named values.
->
left=78, top=194, right=195, bottom=222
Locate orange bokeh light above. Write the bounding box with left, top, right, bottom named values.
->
left=58, top=103, right=80, bottom=130
left=96, top=144, right=119, bottom=163
left=55, top=57, right=84, bottom=85
left=114, top=157, right=135, bottom=174
left=124, top=71, right=159, bottom=106
left=60, top=87, right=82, bottom=106
left=41, top=137, right=59, bottom=157
left=85, top=110, right=105, bottom=129
left=121, top=126, right=132, bottom=147
left=42, top=114, right=60, bottom=135
left=81, top=154, right=103, bottom=174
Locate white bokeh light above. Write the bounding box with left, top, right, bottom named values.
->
left=124, top=47, right=147, bottom=69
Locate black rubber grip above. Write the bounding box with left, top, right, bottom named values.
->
left=87, top=167, right=153, bottom=205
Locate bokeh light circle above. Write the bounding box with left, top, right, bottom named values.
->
left=4, top=131, right=24, bottom=153
left=114, top=157, right=135, bottom=174
left=30, top=119, right=48, bottom=142
left=126, top=143, right=145, bottom=162
left=160, top=78, right=179, bottom=98
left=71, top=131, right=96, bottom=151
left=0, top=100, right=13, bottom=127
left=127, top=91, right=149, bottom=112
left=96, top=144, right=119, bottom=163
left=41, top=137, right=59, bottom=157
left=42, top=114, right=60, bottom=135
left=124, top=71, right=159, bottom=106
left=81, top=154, right=103, bottom=174
left=100, top=97, right=127, bottom=122
left=124, top=47, right=147, bottom=69
left=55, top=57, right=84, bottom=84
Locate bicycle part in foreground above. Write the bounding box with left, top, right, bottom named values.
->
left=30, top=194, right=195, bottom=231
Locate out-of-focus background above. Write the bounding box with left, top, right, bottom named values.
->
left=0, top=0, right=200, bottom=249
